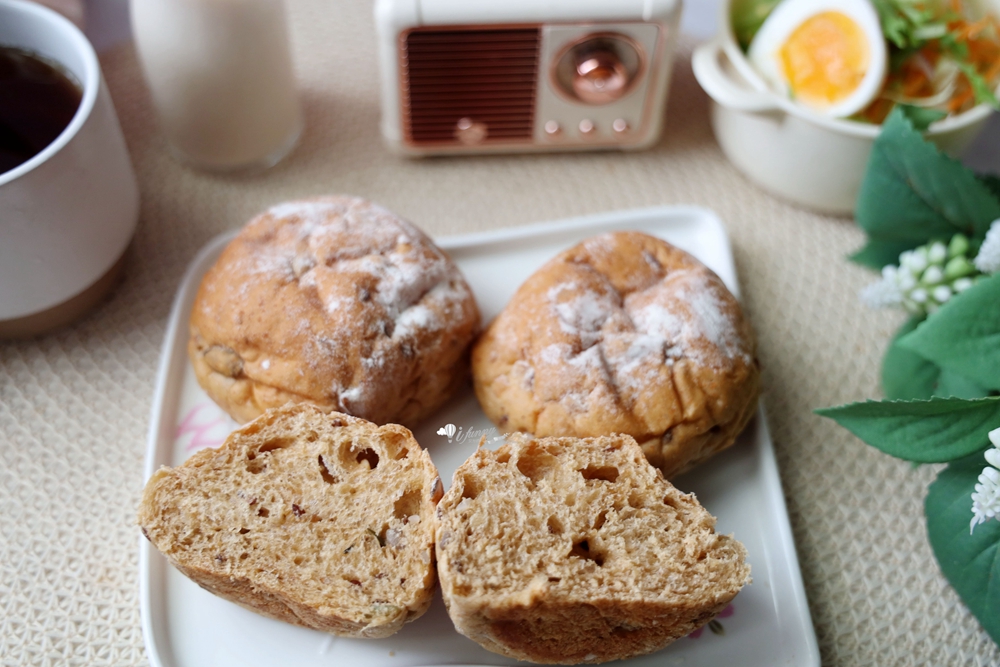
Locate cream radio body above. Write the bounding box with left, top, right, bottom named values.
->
left=376, top=0, right=683, bottom=155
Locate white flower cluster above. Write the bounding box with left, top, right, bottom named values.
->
left=971, top=428, right=1000, bottom=534
left=974, top=219, right=1000, bottom=275
left=860, top=234, right=979, bottom=316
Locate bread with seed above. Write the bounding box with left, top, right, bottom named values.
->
left=472, top=231, right=760, bottom=478
left=137, top=404, right=443, bottom=638
left=435, top=432, right=751, bottom=664
left=189, top=195, right=480, bottom=426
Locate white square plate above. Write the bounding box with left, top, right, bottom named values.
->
left=140, top=206, right=819, bottom=667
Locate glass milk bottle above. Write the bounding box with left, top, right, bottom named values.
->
left=131, top=0, right=303, bottom=171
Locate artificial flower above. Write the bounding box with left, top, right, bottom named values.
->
left=861, top=235, right=979, bottom=316
left=974, top=219, right=1000, bottom=275
left=971, top=427, right=1000, bottom=533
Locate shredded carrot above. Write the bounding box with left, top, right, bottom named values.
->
left=861, top=98, right=895, bottom=124
left=859, top=0, right=1000, bottom=121
left=987, top=57, right=1000, bottom=81
left=949, top=81, right=974, bottom=112
left=954, top=16, right=991, bottom=41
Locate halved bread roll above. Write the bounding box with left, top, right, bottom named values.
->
left=138, top=404, right=442, bottom=638
left=435, top=433, right=750, bottom=664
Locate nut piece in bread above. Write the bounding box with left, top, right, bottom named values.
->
left=435, top=433, right=750, bottom=664
left=472, top=231, right=760, bottom=478
left=189, top=196, right=481, bottom=426
left=137, top=404, right=443, bottom=638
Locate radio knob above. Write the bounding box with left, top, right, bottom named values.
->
left=612, top=118, right=630, bottom=135
left=544, top=120, right=562, bottom=137
left=578, top=119, right=596, bottom=136
left=553, top=33, right=643, bottom=105
left=574, top=50, right=629, bottom=103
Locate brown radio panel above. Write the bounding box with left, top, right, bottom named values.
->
left=401, top=27, right=541, bottom=146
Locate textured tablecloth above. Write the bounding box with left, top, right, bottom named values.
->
left=2, top=1, right=999, bottom=665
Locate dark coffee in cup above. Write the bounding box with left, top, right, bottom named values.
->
left=0, top=46, right=82, bottom=174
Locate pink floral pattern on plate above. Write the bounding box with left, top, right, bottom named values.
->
left=687, top=603, right=735, bottom=639
left=176, top=403, right=232, bottom=453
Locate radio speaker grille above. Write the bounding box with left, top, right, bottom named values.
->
left=402, top=28, right=541, bottom=145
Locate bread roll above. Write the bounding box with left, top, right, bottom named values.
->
left=472, top=231, right=760, bottom=478
left=189, top=196, right=480, bottom=426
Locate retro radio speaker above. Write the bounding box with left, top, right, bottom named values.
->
left=376, top=0, right=684, bottom=155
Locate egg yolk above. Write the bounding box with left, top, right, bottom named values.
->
left=779, top=12, right=870, bottom=108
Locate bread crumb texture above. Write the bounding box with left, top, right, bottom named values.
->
left=472, top=231, right=761, bottom=478
left=137, top=404, right=443, bottom=638
left=435, top=433, right=750, bottom=664
left=189, top=195, right=480, bottom=426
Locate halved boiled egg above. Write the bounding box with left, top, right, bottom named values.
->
left=747, top=0, right=887, bottom=117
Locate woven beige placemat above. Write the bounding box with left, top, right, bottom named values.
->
left=1, top=2, right=998, bottom=665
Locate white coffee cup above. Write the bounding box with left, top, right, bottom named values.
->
left=0, top=0, right=139, bottom=337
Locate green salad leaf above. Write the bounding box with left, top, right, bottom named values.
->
left=855, top=108, right=1000, bottom=247
left=872, top=0, right=944, bottom=49
left=815, top=396, right=1000, bottom=463
left=899, top=274, right=1000, bottom=391
left=731, top=0, right=782, bottom=50
left=926, top=452, right=1000, bottom=644
left=956, top=61, right=1000, bottom=110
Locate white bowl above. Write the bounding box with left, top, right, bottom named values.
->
left=692, top=0, right=995, bottom=215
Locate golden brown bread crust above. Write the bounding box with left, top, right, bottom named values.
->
left=452, top=598, right=732, bottom=664
left=435, top=433, right=751, bottom=664
left=137, top=405, right=444, bottom=638
left=189, top=196, right=480, bottom=426
left=471, top=231, right=760, bottom=478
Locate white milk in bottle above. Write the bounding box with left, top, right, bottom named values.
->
left=131, top=0, right=303, bottom=170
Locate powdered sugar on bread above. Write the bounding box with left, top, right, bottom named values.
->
left=189, top=196, right=480, bottom=426
left=472, top=231, right=760, bottom=478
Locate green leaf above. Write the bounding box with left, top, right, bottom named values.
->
left=925, top=452, right=1000, bottom=644
left=730, top=0, right=781, bottom=50
left=940, top=31, right=970, bottom=60
left=871, top=0, right=911, bottom=48
left=899, top=274, right=1000, bottom=390
left=981, top=175, right=1000, bottom=202
left=955, top=61, right=1000, bottom=110
left=883, top=318, right=939, bottom=400
left=881, top=317, right=992, bottom=399
left=898, top=104, right=948, bottom=132
left=935, top=369, right=991, bottom=399
left=856, top=108, right=1000, bottom=243
left=815, top=396, right=1000, bottom=463
left=870, top=0, right=940, bottom=49
left=850, top=238, right=918, bottom=270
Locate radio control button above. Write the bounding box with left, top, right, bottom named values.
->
left=612, top=118, right=630, bottom=135
left=544, top=120, right=562, bottom=137
left=578, top=119, right=596, bottom=136
left=552, top=33, right=643, bottom=105
left=454, top=117, right=488, bottom=145
left=575, top=50, right=628, bottom=102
